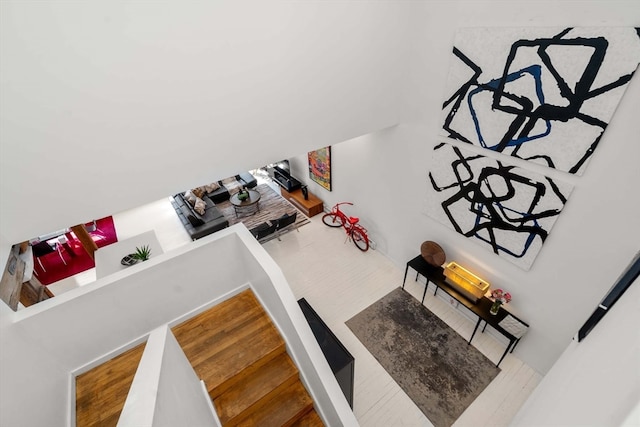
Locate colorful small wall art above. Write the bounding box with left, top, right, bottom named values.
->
left=308, top=146, right=332, bottom=191
left=427, top=142, right=574, bottom=270
left=440, top=27, right=640, bottom=175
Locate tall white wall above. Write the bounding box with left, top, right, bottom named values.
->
left=511, top=277, right=640, bottom=426
left=288, top=1, right=640, bottom=375
left=0, top=1, right=408, bottom=243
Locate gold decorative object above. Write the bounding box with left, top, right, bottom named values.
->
left=443, top=262, right=490, bottom=303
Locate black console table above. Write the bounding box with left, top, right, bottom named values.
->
left=403, top=255, right=529, bottom=367
left=298, top=298, right=354, bottom=408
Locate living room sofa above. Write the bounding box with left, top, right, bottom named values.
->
left=171, top=191, right=229, bottom=240
left=235, top=172, right=258, bottom=189
left=207, top=181, right=231, bottom=203
left=170, top=173, right=256, bottom=240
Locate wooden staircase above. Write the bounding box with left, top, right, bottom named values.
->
left=172, top=289, right=324, bottom=426
left=76, top=343, right=147, bottom=426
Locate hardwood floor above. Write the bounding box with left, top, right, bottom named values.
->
left=75, top=343, right=146, bottom=427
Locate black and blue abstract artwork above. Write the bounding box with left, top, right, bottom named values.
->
left=441, top=27, right=640, bottom=175
left=427, top=142, right=573, bottom=270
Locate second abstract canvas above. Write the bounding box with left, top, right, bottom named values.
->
left=426, top=142, right=573, bottom=270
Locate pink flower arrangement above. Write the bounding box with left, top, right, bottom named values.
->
left=491, top=288, right=512, bottom=304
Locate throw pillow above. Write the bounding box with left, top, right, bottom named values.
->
left=187, top=214, right=205, bottom=227
left=183, top=190, right=197, bottom=206
left=192, top=187, right=206, bottom=199
left=194, top=197, right=206, bottom=215
left=222, top=176, right=237, bottom=184
left=204, top=182, right=221, bottom=193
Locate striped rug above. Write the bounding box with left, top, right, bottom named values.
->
left=215, top=183, right=311, bottom=233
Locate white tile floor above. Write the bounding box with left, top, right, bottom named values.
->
left=46, top=180, right=541, bottom=426
left=263, top=215, right=541, bottom=427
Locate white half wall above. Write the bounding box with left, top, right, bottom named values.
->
left=153, top=326, right=218, bottom=427
left=117, top=325, right=219, bottom=427
left=0, top=225, right=356, bottom=427
left=239, top=228, right=358, bottom=427
left=0, top=229, right=249, bottom=427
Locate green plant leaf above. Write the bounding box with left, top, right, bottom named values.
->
left=133, top=245, right=151, bottom=261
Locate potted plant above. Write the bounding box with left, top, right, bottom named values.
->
left=121, top=245, right=152, bottom=266
left=489, top=288, right=512, bottom=315
left=133, top=245, right=152, bottom=262
left=237, top=187, right=249, bottom=201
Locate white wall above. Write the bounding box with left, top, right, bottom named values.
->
left=511, top=277, right=640, bottom=426
left=2, top=0, right=640, bottom=420
left=0, top=1, right=408, bottom=243
left=287, top=0, right=640, bottom=375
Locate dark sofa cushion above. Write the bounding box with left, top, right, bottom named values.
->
left=236, top=172, right=257, bottom=188
left=207, top=181, right=231, bottom=203
left=171, top=193, right=229, bottom=240
left=178, top=203, right=204, bottom=226
left=187, top=213, right=205, bottom=227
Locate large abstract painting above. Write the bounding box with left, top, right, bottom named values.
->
left=441, top=27, right=640, bottom=175
left=427, top=142, right=573, bottom=270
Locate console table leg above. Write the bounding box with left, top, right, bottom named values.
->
left=421, top=281, right=429, bottom=303
left=402, top=265, right=410, bottom=288
left=497, top=346, right=510, bottom=367
left=468, top=317, right=482, bottom=345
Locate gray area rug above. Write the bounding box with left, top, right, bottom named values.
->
left=346, top=288, right=500, bottom=427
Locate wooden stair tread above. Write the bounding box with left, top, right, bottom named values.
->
left=76, top=290, right=324, bottom=427
left=177, top=310, right=275, bottom=366
left=172, top=289, right=263, bottom=343
left=172, top=289, right=287, bottom=398
left=232, top=380, right=314, bottom=427
left=193, top=321, right=285, bottom=398
left=290, top=409, right=325, bottom=427
left=215, top=351, right=299, bottom=424
left=75, top=342, right=146, bottom=427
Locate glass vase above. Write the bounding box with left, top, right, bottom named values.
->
left=490, top=300, right=502, bottom=315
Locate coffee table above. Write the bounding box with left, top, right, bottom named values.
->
left=230, top=189, right=261, bottom=217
